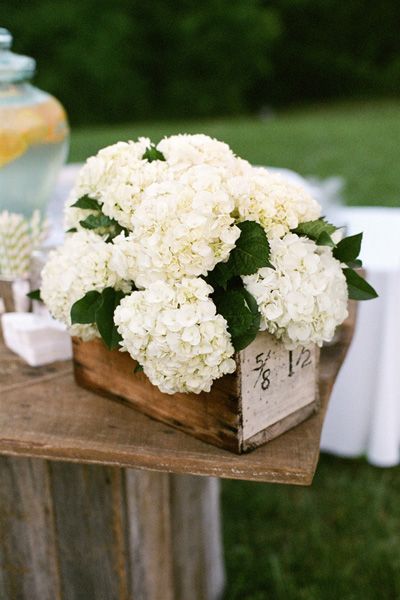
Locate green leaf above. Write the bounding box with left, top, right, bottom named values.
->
left=215, top=290, right=254, bottom=337
left=347, top=258, right=363, bottom=269
left=205, top=262, right=232, bottom=290
left=230, top=221, right=273, bottom=275
left=72, top=195, right=102, bottom=211
left=95, top=288, right=125, bottom=349
left=66, top=227, right=77, bottom=233
left=142, top=144, right=166, bottom=162
left=79, top=214, right=116, bottom=230
left=334, top=233, right=363, bottom=263
left=343, top=268, right=378, bottom=301
left=27, top=289, right=42, bottom=301
left=134, top=363, right=144, bottom=373
left=293, top=218, right=337, bottom=241
left=70, top=290, right=102, bottom=324
left=79, top=213, right=126, bottom=241
left=316, top=231, right=335, bottom=247
left=206, top=221, right=273, bottom=289
left=214, top=285, right=261, bottom=351
left=231, top=288, right=261, bottom=350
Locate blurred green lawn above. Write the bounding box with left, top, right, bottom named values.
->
left=70, top=100, right=400, bottom=207
left=70, top=100, right=400, bottom=599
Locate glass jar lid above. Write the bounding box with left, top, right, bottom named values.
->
left=0, top=28, right=36, bottom=83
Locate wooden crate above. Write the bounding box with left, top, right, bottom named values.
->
left=72, top=332, right=320, bottom=454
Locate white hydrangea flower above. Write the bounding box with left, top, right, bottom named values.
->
left=110, top=171, right=240, bottom=287
left=114, top=278, right=236, bottom=394
left=41, top=231, right=131, bottom=340
left=40, top=133, right=354, bottom=395
left=64, top=135, right=249, bottom=233
left=243, top=233, right=348, bottom=348
left=229, top=169, right=321, bottom=239
left=100, top=158, right=169, bottom=229
left=64, top=138, right=153, bottom=231
left=157, top=133, right=239, bottom=171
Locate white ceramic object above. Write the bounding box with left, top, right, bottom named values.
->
left=1, top=312, right=72, bottom=366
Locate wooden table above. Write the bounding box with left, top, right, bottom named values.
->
left=0, top=305, right=355, bottom=600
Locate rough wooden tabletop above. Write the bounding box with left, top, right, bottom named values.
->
left=0, top=304, right=356, bottom=485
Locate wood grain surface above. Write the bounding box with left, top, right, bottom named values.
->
left=0, top=459, right=224, bottom=600
left=73, top=336, right=241, bottom=453
left=0, top=458, right=61, bottom=600
left=73, top=331, right=319, bottom=453
left=0, top=302, right=356, bottom=485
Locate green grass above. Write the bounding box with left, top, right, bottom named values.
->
left=70, top=100, right=400, bottom=599
left=222, top=454, right=400, bottom=600
left=70, top=100, right=400, bottom=207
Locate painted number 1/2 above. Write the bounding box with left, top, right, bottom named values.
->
left=288, top=347, right=312, bottom=377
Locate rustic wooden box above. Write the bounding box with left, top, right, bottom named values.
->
left=72, top=332, right=320, bottom=454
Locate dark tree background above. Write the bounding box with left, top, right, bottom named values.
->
left=4, top=0, right=400, bottom=124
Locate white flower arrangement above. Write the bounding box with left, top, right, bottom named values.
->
left=40, top=134, right=377, bottom=394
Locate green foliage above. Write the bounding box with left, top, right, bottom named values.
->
left=314, top=230, right=335, bottom=248
left=293, top=218, right=337, bottom=244
left=343, top=268, right=378, bottom=301
left=229, top=221, right=273, bottom=276
left=207, top=221, right=272, bottom=290
left=270, top=0, right=400, bottom=106
left=27, top=289, right=42, bottom=301
left=5, top=1, right=400, bottom=125
left=213, top=284, right=261, bottom=351
left=95, top=287, right=125, bottom=349
left=71, top=195, right=102, bottom=210
left=70, top=287, right=126, bottom=349
left=206, top=221, right=270, bottom=350
left=294, top=221, right=377, bottom=300
left=222, top=453, right=400, bottom=599
left=70, top=290, right=101, bottom=324
left=142, top=145, right=165, bottom=162
left=79, top=214, right=116, bottom=231
left=73, top=194, right=126, bottom=240
left=4, top=0, right=279, bottom=124
left=333, top=233, right=363, bottom=263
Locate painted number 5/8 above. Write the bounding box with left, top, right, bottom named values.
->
left=252, top=350, right=271, bottom=390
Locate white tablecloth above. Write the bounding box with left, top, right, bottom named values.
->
left=48, top=166, right=400, bottom=467
left=320, top=207, right=400, bottom=467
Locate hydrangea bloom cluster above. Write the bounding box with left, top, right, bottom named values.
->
left=228, top=168, right=321, bottom=239
left=41, top=231, right=130, bottom=340
left=243, top=233, right=348, bottom=347
left=42, top=133, right=354, bottom=394
left=65, top=138, right=161, bottom=231
left=114, top=278, right=236, bottom=394
left=111, top=171, right=240, bottom=287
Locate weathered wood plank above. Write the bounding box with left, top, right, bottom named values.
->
left=0, top=303, right=356, bottom=484
left=0, top=457, right=61, bottom=600
left=170, top=475, right=225, bottom=600
left=124, top=470, right=174, bottom=600
left=0, top=459, right=224, bottom=600
left=49, top=463, right=129, bottom=600
left=239, top=336, right=318, bottom=440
